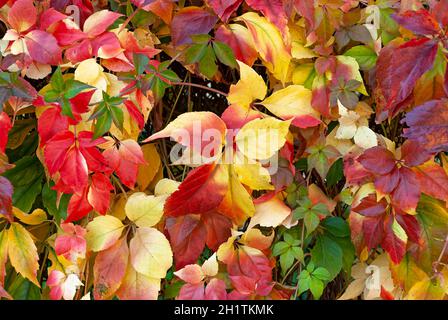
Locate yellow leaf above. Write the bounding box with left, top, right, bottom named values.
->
left=261, top=85, right=320, bottom=128
left=129, top=227, right=173, bottom=278
left=116, top=264, right=161, bottom=300
left=227, top=61, right=267, bottom=108
left=12, top=207, right=47, bottom=226
left=125, top=193, right=165, bottom=228
left=86, top=216, right=125, bottom=252
left=0, top=230, right=8, bottom=284
left=154, top=179, right=180, bottom=196
left=137, top=144, right=162, bottom=191
left=236, top=117, right=291, bottom=160
left=292, top=63, right=314, bottom=85
left=7, top=222, right=39, bottom=286
left=201, top=253, right=218, bottom=277
left=233, top=153, right=273, bottom=190
left=238, top=12, right=292, bottom=83
left=248, top=196, right=291, bottom=229
left=217, top=164, right=255, bottom=226
left=110, top=193, right=128, bottom=221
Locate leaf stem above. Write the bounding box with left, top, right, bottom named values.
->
left=170, top=82, right=228, bottom=97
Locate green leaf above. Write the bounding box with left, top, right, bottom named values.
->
left=199, top=46, right=218, bottom=79
left=133, top=53, right=150, bottom=75
left=7, top=275, right=40, bottom=300
left=297, top=270, right=311, bottom=296
left=312, top=203, right=330, bottom=216
left=185, top=43, right=208, bottom=64
left=304, top=211, right=320, bottom=236
left=213, top=41, right=238, bottom=69
left=60, top=98, right=74, bottom=118
left=50, top=67, right=65, bottom=92
left=110, top=105, right=124, bottom=131
left=280, top=250, right=295, bottom=274
left=191, top=34, right=211, bottom=44
left=2, top=156, right=43, bottom=212
left=43, top=90, right=60, bottom=103
left=322, top=217, right=351, bottom=238
left=42, top=183, right=69, bottom=223
left=160, top=69, right=181, bottom=83
left=93, top=112, right=113, bottom=139
left=309, top=277, right=324, bottom=299
left=326, top=158, right=344, bottom=187
left=291, top=246, right=304, bottom=261
left=311, top=235, right=343, bottom=281
left=272, top=241, right=289, bottom=256
left=64, top=79, right=93, bottom=99
left=312, top=267, right=331, bottom=281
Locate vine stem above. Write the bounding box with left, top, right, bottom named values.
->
left=118, top=5, right=141, bottom=34
left=171, top=82, right=228, bottom=97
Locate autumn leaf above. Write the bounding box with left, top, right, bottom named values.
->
left=93, top=236, right=129, bottom=300
left=375, top=38, right=438, bottom=120
left=125, top=192, right=164, bottom=228
left=129, top=227, right=173, bottom=278
left=86, top=215, right=125, bottom=252
left=7, top=222, right=39, bottom=286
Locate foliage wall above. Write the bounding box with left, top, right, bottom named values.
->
left=0, top=0, right=447, bottom=300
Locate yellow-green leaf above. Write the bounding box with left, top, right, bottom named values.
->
left=86, top=216, right=125, bottom=252
left=129, top=227, right=173, bottom=278
left=7, top=223, right=39, bottom=286
left=125, top=193, right=165, bottom=228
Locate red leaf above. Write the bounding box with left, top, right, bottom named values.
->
left=293, top=0, right=316, bottom=30
left=39, top=8, right=67, bottom=31
left=177, top=283, right=205, bottom=300
left=215, top=24, right=257, bottom=67
left=66, top=188, right=93, bottom=222
left=124, top=100, right=145, bottom=130
left=431, top=1, right=448, bottom=27
left=400, top=140, right=432, bottom=167
left=375, top=38, right=438, bottom=118
left=87, top=173, right=114, bottom=215
left=358, top=146, right=396, bottom=175
left=343, top=152, right=373, bottom=186
left=37, top=107, right=69, bottom=146
left=164, top=164, right=228, bottom=217
left=54, top=223, right=86, bottom=261
left=70, top=90, right=95, bottom=115
left=52, top=20, right=88, bottom=46
left=245, top=0, right=288, bottom=35
left=381, top=218, right=407, bottom=264
left=202, top=211, right=232, bottom=251
left=403, top=99, right=448, bottom=153
left=206, top=0, right=242, bottom=22
left=353, top=194, right=387, bottom=217
left=414, top=163, right=448, bottom=203
left=44, top=130, right=75, bottom=175
left=205, top=278, right=227, bottom=300
left=8, top=0, right=36, bottom=33
left=362, top=216, right=384, bottom=250
left=374, top=167, right=400, bottom=195
left=391, top=167, right=420, bottom=214
left=392, top=9, right=440, bottom=36
left=83, top=10, right=122, bottom=37
left=170, top=7, right=217, bottom=46
left=395, top=214, right=420, bottom=244
left=0, top=176, right=13, bottom=222
left=77, top=131, right=109, bottom=173
left=25, top=30, right=62, bottom=65
left=59, top=146, right=89, bottom=190
left=166, top=215, right=207, bottom=269
left=93, top=236, right=129, bottom=300
left=0, top=112, right=12, bottom=153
